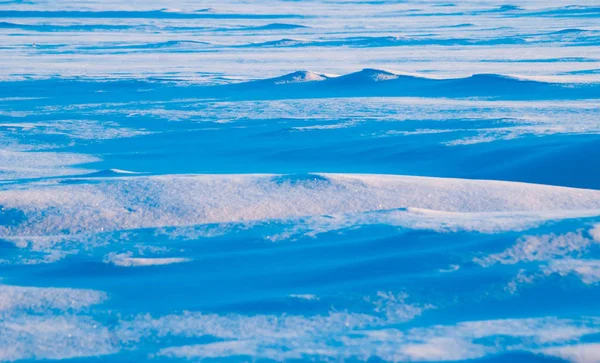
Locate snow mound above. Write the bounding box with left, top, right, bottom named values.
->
left=342, top=68, right=401, bottom=82
left=2, top=173, right=600, bottom=237
left=268, top=71, right=330, bottom=84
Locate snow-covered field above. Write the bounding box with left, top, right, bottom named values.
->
left=1, top=1, right=600, bottom=362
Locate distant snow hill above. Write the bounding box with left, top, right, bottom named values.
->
left=214, top=69, right=600, bottom=100
left=7, top=69, right=599, bottom=101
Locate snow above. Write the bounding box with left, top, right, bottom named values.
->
left=104, top=252, right=191, bottom=267
left=2, top=0, right=600, bottom=361
left=2, top=173, right=600, bottom=238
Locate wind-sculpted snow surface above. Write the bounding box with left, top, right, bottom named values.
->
left=2, top=0, right=600, bottom=362
left=4, top=71, right=600, bottom=101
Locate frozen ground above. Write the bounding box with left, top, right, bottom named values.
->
left=1, top=0, right=600, bottom=362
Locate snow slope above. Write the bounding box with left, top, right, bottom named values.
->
left=2, top=0, right=600, bottom=362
